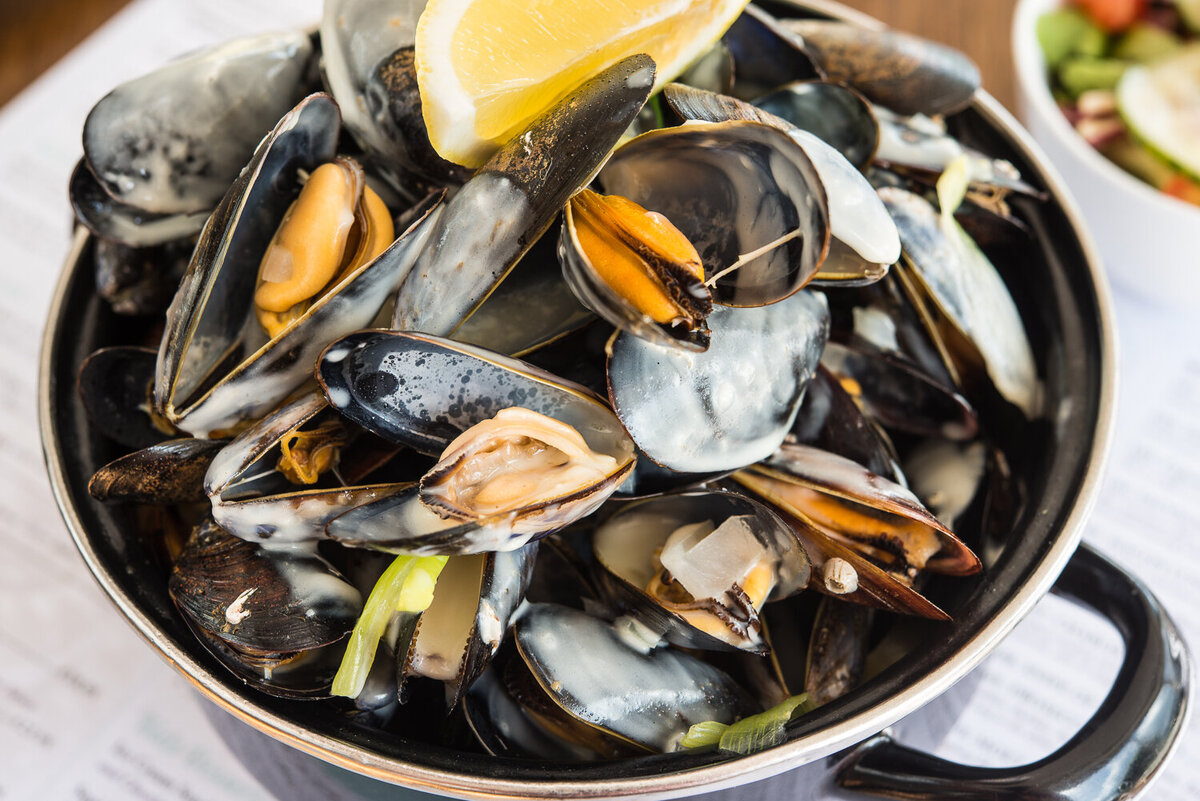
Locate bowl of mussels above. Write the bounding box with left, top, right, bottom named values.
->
left=42, top=0, right=1190, bottom=798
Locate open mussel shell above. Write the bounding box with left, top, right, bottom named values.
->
left=759, top=443, right=980, bottom=576
left=879, top=187, right=1040, bottom=418
left=390, top=54, right=656, bottom=337
left=154, top=92, right=336, bottom=429
left=782, top=20, right=980, bottom=116
left=599, top=120, right=829, bottom=307
left=608, top=289, right=828, bottom=473
left=752, top=81, right=879, bottom=169
left=169, top=517, right=362, bottom=697
left=205, top=391, right=412, bottom=543
left=723, top=4, right=822, bottom=99
left=558, top=197, right=710, bottom=353
left=325, top=458, right=630, bottom=556
left=320, top=332, right=635, bottom=555
left=732, top=470, right=950, bottom=620
left=77, top=345, right=168, bottom=449
left=70, top=160, right=210, bottom=248
left=403, top=545, right=537, bottom=707
left=592, top=491, right=811, bottom=654
left=513, top=603, right=756, bottom=753
left=82, top=31, right=314, bottom=216
left=89, top=437, right=224, bottom=504
left=155, top=92, right=445, bottom=438
left=661, top=85, right=898, bottom=283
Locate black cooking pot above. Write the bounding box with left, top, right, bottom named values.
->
left=40, top=1, right=1189, bottom=798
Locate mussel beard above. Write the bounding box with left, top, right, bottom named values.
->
left=419, top=407, right=619, bottom=522
left=645, top=569, right=766, bottom=646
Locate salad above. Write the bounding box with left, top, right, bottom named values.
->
left=1038, top=0, right=1200, bottom=204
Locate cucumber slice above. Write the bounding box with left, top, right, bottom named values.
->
left=1117, top=44, right=1200, bottom=181
left=1112, top=23, right=1183, bottom=63
left=1059, top=57, right=1129, bottom=96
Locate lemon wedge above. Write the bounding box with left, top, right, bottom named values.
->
left=416, top=0, right=751, bottom=167
left=1117, top=44, right=1200, bottom=182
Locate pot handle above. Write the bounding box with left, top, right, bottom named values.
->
left=837, top=543, right=1190, bottom=801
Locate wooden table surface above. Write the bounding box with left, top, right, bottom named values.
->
left=0, top=0, right=1021, bottom=112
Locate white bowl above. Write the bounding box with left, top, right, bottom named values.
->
left=1013, top=0, right=1200, bottom=306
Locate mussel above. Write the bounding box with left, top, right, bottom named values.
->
left=593, top=491, right=810, bottom=654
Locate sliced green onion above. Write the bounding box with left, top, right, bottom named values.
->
left=331, top=554, right=449, bottom=699
left=717, top=693, right=814, bottom=755
left=936, top=153, right=971, bottom=219
left=682, top=694, right=815, bottom=755
left=680, top=720, right=728, bottom=750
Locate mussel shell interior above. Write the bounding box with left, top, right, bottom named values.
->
left=77, top=345, right=167, bottom=450
left=600, top=120, right=830, bottom=308
left=752, top=81, right=879, bottom=168
left=595, top=491, right=812, bottom=606
left=660, top=84, right=898, bottom=272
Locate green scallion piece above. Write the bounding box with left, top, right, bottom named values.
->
left=680, top=720, right=729, bottom=750
left=681, top=693, right=816, bottom=755
left=936, top=153, right=971, bottom=219
left=716, top=693, right=815, bottom=755
left=330, top=554, right=449, bottom=699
